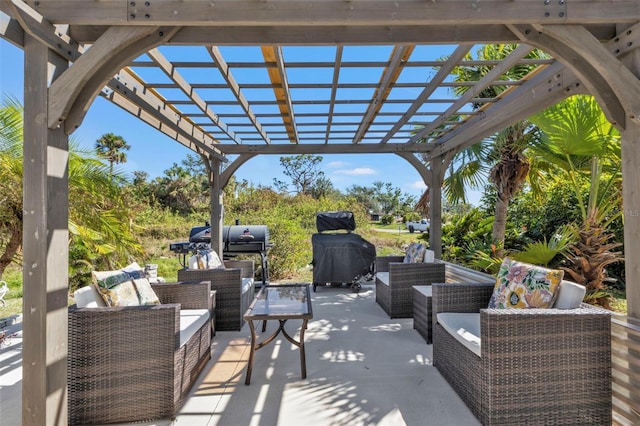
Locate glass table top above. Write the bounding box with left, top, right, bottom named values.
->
left=245, top=284, right=312, bottom=319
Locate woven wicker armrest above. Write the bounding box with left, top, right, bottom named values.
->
left=375, top=255, right=405, bottom=272
left=69, top=303, right=181, bottom=365
left=432, top=282, right=495, bottom=315
left=224, top=259, right=255, bottom=279
left=152, top=280, right=211, bottom=310
left=480, top=306, right=612, bottom=344
left=388, top=262, right=445, bottom=289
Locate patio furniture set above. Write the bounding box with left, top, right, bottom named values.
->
left=376, top=245, right=613, bottom=425
left=67, top=257, right=257, bottom=425
left=66, top=241, right=612, bottom=426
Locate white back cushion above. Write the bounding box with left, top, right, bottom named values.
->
left=74, top=285, right=107, bottom=308
left=423, top=249, right=435, bottom=263
left=553, top=280, right=586, bottom=309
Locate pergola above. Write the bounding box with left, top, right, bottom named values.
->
left=1, top=1, right=640, bottom=424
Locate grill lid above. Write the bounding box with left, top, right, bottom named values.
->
left=186, top=224, right=271, bottom=253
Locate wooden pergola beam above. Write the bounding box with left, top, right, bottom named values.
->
left=208, top=46, right=272, bottom=144
left=380, top=43, right=473, bottom=144
left=261, top=45, right=298, bottom=143
left=217, top=142, right=434, bottom=155
left=146, top=47, right=242, bottom=144
left=324, top=45, right=343, bottom=144
left=407, top=44, right=535, bottom=144
left=22, top=0, right=640, bottom=26
left=353, top=45, right=414, bottom=144
left=103, top=69, right=226, bottom=160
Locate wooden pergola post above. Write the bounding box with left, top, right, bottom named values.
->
left=22, top=34, right=69, bottom=426
left=206, top=156, right=224, bottom=256
left=429, top=157, right=444, bottom=259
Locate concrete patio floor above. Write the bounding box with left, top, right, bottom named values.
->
left=1, top=283, right=480, bottom=426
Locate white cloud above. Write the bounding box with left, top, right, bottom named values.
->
left=409, top=180, right=427, bottom=190
left=335, top=167, right=377, bottom=176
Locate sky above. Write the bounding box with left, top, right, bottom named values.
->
left=1, top=38, right=483, bottom=205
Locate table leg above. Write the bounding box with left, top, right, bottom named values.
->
left=299, top=319, right=308, bottom=379
left=280, top=319, right=308, bottom=379
left=245, top=319, right=257, bottom=385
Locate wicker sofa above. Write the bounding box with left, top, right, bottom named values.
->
left=432, top=281, right=612, bottom=425
left=375, top=254, right=445, bottom=318
left=68, top=280, right=213, bottom=425
left=178, top=259, right=255, bottom=331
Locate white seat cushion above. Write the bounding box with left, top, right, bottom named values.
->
left=437, top=313, right=481, bottom=357
left=376, top=272, right=390, bottom=286
left=179, top=309, right=210, bottom=347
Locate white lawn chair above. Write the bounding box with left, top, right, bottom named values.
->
left=0, top=281, right=8, bottom=306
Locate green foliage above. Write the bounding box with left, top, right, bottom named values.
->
left=403, top=211, right=421, bottom=223
left=380, top=214, right=395, bottom=225
left=346, top=181, right=416, bottom=217
left=442, top=208, right=493, bottom=263
left=225, top=188, right=369, bottom=280
left=511, top=225, right=574, bottom=267
left=508, top=182, right=581, bottom=243
left=273, top=154, right=324, bottom=195
left=0, top=97, right=143, bottom=288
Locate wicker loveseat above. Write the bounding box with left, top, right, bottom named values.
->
left=68, top=280, right=213, bottom=425
left=375, top=254, right=445, bottom=318
left=178, top=259, right=255, bottom=331
left=432, top=281, right=612, bottom=425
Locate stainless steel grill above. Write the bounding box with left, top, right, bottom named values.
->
left=170, top=223, right=272, bottom=286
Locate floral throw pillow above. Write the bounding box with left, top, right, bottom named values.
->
left=403, top=242, right=426, bottom=263
left=488, top=257, right=564, bottom=309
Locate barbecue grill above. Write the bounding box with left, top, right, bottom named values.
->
left=169, top=223, right=272, bottom=286
left=311, top=211, right=376, bottom=293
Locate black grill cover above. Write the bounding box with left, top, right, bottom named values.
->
left=316, top=211, right=356, bottom=232
left=311, top=233, right=375, bottom=283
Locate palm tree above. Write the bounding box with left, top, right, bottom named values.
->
left=0, top=96, right=24, bottom=277
left=445, top=44, right=545, bottom=257
left=95, top=132, right=131, bottom=176
left=0, top=97, right=142, bottom=281
left=529, top=95, right=623, bottom=307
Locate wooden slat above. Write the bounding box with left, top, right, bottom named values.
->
left=208, top=46, right=271, bottom=144
left=380, top=44, right=473, bottom=144
left=147, top=47, right=242, bottom=144
left=407, top=44, right=535, bottom=144
left=261, top=45, right=298, bottom=143
left=611, top=318, right=640, bottom=426
left=353, top=45, right=414, bottom=143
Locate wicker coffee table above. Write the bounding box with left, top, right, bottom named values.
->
left=413, top=285, right=432, bottom=344
left=243, top=284, right=313, bottom=385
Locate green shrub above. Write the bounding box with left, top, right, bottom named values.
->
left=380, top=214, right=394, bottom=225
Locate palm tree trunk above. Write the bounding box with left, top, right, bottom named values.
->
left=0, top=222, right=22, bottom=279
left=492, top=194, right=509, bottom=258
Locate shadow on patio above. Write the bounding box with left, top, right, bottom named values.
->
left=140, top=284, right=479, bottom=426
left=0, top=286, right=479, bottom=426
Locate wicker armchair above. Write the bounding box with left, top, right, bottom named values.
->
left=375, top=255, right=445, bottom=318
left=68, top=281, right=212, bottom=425
left=177, top=259, right=255, bottom=331
left=432, top=282, right=612, bottom=425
